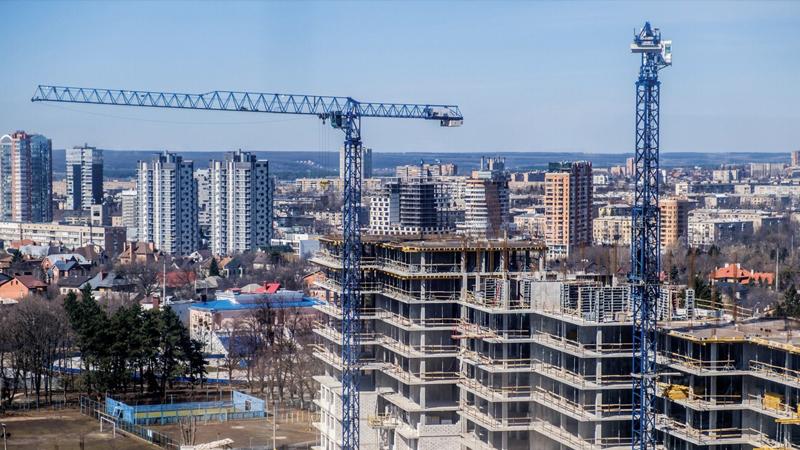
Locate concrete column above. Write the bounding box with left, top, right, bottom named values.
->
left=709, top=344, right=718, bottom=430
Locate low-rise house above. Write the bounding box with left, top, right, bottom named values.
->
left=42, top=254, right=93, bottom=283
left=0, top=275, right=48, bottom=301
left=87, top=271, right=136, bottom=298
left=710, top=262, right=775, bottom=287
left=117, top=241, right=162, bottom=265
left=58, top=275, right=93, bottom=295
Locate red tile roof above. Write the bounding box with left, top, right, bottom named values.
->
left=710, top=263, right=774, bottom=286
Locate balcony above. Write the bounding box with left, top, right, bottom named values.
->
left=459, top=403, right=532, bottom=432
left=382, top=284, right=459, bottom=303
left=533, top=360, right=630, bottom=389
left=312, top=303, right=381, bottom=320
left=381, top=363, right=460, bottom=385
left=658, top=351, right=742, bottom=374
left=531, top=332, right=632, bottom=358
left=379, top=336, right=460, bottom=358
left=314, top=278, right=383, bottom=294
left=458, top=348, right=534, bottom=372
left=656, top=415, right=781, bottom=447
left=530, top=420, right=631, bottom=449
left=749, top=360, right=800, bottom=388
left=378, top=311, right=460, bottom=331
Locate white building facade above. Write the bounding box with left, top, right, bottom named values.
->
left=136, top=151, right=198, bottom=255
left=66, top=145, right=103, bottom=211
left=209, top=150, right=273, bottom=255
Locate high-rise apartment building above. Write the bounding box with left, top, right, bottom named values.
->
left=136, top=151, right=198, bottom=255
left=462, top=156, right=510, bottom=237
left=208, top=150, right=273, bottom=256
left=0, top=131, right=53, bottom=223
left=119, top=189, right=138, bottom=241
left=368, top=177, right=456, bottom=236
left=544, top=160, right=593, bottom=256
left=659, top=197, right=696, bottom=248
left=194, top=168, right=212, bottom=237
left=66, top=145, right=103, bottom=211
left=339, top=146, right=372, bottom=180
left=792, top=150, right=800, bottom=167
left=395, top=161, right=457, bottom=178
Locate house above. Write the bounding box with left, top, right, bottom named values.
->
left=42, top=254, right=93, bottom=283
left=710, top=263, right=775, bottom=287
left=0, top=275, right=48, bottom=301
left=117, top=241, right=162, bottom=265
left=58, top=275, right=94, bottom=295
left=87, top=271, right=136, bottom=298
left=219, top=257, right=244, bottom=278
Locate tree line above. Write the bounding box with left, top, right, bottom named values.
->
left=0, top=287, right=206, bottom=409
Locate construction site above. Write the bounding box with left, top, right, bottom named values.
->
left=309, top=235, right=800, bottom=450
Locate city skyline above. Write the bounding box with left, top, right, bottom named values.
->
left=1, top=1, right=798, bottom=154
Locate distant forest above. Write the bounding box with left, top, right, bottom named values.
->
left=51, top=149, right=791, bottom=180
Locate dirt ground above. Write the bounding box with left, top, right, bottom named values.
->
left=0, top=409, right=152, bottom=450
left=150, top=412, right=319, bottom=449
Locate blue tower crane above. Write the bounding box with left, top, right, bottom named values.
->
left=629, top=23, right=671, bottom=450
left=31, top=85, right=463, bottom=450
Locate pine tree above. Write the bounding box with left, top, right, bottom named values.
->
left=208, top=258, right=220, bottom=277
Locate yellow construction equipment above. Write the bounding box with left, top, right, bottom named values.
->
left=763, top=392, right=784, bottom=411
left=661, top=383, right=691, bottom=400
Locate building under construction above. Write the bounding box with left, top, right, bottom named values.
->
left=309, top=234, right=800, bottom=450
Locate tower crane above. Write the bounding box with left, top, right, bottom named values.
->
left=629, top=23, right=671, bottom=449
left=31, top=85, right=463, bottom=450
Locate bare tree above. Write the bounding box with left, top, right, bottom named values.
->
left=117, top=261, right=161, bottom=298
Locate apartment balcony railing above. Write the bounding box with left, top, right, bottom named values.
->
left=458, top=348, right=534, bottom=371
left=656, top=415, right=781, bottom=447
left=381, top=363, right=460, bottom=385
left=531, top=332, right=633, bottom=357
left=382, top=284, right=459, bottom=303
left=459, top=403, right=532, bottom=431
left=659, top=351, right=738, bottom=372
left=379, top=336, right=460, bottom=358
left=312, top=323, right=380, bottom=346
left=312, top=303, right=382, bottom=320
left=314, top=278, right=383, bottom=294
left=458, top=377, right=533, bottom=402
left=530, top=420, right=632, bottom=450
left=378, top=311, right=461, bottom=331
left=750, top=360, right=800, bottom=387
left=533, top=360, right=630, bottom=388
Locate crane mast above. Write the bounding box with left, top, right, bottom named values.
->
left=629, top=22, right=671, bottom=450
left=32, top=85, right=462, bottom=450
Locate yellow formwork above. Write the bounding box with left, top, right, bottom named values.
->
left=763, top=392, right=784, bottom=411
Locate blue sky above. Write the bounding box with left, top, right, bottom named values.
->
left=1, top=1, right=798, bottom=153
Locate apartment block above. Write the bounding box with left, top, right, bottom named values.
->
left=660, top=197, right=696, bottom=248
left=0, top=221, right=126, bottom=255
left=658, top=320, right=800, bottom=448
left=462, top=157, right=510, bottom=237
left=194, top=168, right=212, bottom=237
left=208, top=150, right=273, bottom=255
left=688, top=209, right=787, bottom=248
left=544, top=161, right=593, bottom=256
left=66, top=145, right=103, bottom=211
left=309, top=236, right=545, bottom=450
left=0, top=131, right=53, bottom=222
left=592, top=215, right=632, bottom=246
left=136, top=151, right=198, bottom=255
left=340, top=146, right=373, bottom=180
left=119, top=189, right=138, bottom=241
left=368, top=177, right=456, bottom=236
